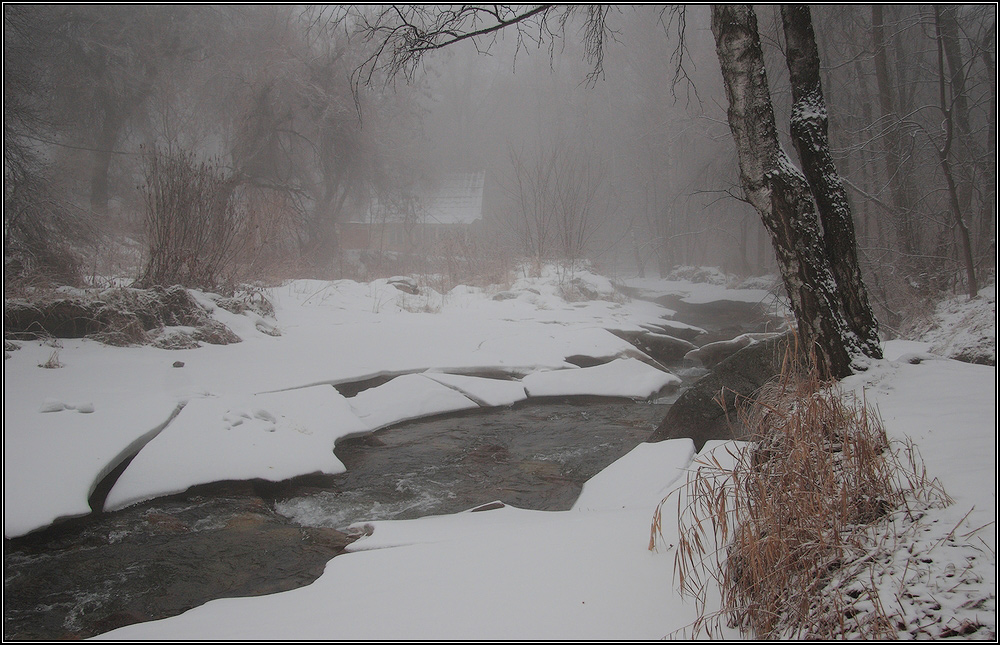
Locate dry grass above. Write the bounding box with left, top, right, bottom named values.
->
left=652, top=354, right=952, bottom=639
left=38, top=349, right=63, bottom=368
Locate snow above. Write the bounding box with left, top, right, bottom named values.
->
left=97, top=343, right=994, bottom=641
left=4, top=265, right=682, bottom=538
left=842, top=343, right=997, bottom=550
left=5, top=265, right=995, bottom=640
left=96, top=440, right=708, bottom=641
left=3, top=348, right=186, bottom=538
left=571, top=440, right=696, bottom=512
left=684, top=331, right=781, bottom=366
left=903, top=283, right=996, bottom=365
left=422, top=372, right=528, bottom=407
left=347, top=373, right=480, bottom=432
left=626, top=274, right=783, bottom=307
left=521, top=357, right=681, bottom=399
left=104, top=386, right=367, bottom=511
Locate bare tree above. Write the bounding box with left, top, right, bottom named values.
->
left=3, top=6, right=91, bottom=286
left=342, top=4, right=882, bottom=377
left=931, top=5, right=979, bottom=298
left=552, top=149, right=612, bottom=261
left=839, top=6, right=995, bottom=298
left=502, top=143, right=558, bottom=259
left=499, top=140, right=612, bottom=262
left=340, top=5, right=616, bottom=91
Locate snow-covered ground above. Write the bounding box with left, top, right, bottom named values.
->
left=4, top=265, right=995, bottom=639
left=4, top=265, right=692, bottom=538
left=903, top=283, right=997, bottom=365
left=626, top=266, right=783, bottom=307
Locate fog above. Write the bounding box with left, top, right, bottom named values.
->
left=5, top=5, right=995, bottom=311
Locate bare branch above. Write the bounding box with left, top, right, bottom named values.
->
left=339, top=4, right=624, bottom=108
left=659, top=5, right=703, bottom=108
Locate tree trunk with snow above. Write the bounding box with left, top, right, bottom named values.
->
left=781, top=5, right=882, bottom=356
left=711, top=5, right=878, bottom=379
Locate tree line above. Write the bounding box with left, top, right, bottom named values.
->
left=4, top=5, right=995, bottom=376
left=4, top=5, right=428, bottom=288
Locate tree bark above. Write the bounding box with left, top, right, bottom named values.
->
left=781, top=5, right=882, bottom=357
left=711, top=5, right=870, bottom=379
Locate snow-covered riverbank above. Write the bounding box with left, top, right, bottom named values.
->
left=5, top=266, right=693, bottom=538
left=5, top=266, right=994, bottom=639
left=93, top=339, right=995, bottom=640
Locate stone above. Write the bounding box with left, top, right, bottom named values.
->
left=648, top=332, right=793, bottom=450
left=386, top=276, right=419, bottom=295
left=685, top=332, right=783, bottom=369
left=610, top=329, right=698, bottom=364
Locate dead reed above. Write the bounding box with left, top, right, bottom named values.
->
left=652, top=355, right=952, bottom=639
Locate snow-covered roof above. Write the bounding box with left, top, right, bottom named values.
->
left=424, top=171, right=485, bottom=225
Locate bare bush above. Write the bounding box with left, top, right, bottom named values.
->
left=653, top=361, right=952, bottom=639
left=430, top=229, right=515, bottom=292
left=500, top=141, right=613, bottom=262
left=137, top=149, right=247, bottom=290
left=37, top=349, right=63, bottom=369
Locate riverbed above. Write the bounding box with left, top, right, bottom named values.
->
left=3, top=282, right=782, bottom=640
left=3, top=398, right=669, bottom=640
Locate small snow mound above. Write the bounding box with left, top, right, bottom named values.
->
left=666, top=265, right=729, bottom=286
left=902, top=285, right=996, bottom=365
left=508, top=261, right=624, bottom=303
left=253, top=409, right=277, bottom=423
left=39, top=399, right=67, bottom=413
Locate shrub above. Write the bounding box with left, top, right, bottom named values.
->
left=653, top=362, right=951, bottom=639
left=137, top=148, right=246, bottom=290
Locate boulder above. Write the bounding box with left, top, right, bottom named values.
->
left=4, top=285, right=242, bottom=348
left=610, top=329, right=699, bottom=364
left=386, top=276, right=419, bottom=295
left=648, top=332, right=793, bottom=450
left=684, top=332, right=783, bottom=369
left=639, top=321, right=705, bottom=343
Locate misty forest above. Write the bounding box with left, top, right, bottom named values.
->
left=3, top=4, right=997, bottom=641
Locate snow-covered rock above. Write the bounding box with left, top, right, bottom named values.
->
left=348, top=374, right=479, bottom=432
left=105, top=386, right=365, bottom=511
left=522, top=358, right=681, bottom=400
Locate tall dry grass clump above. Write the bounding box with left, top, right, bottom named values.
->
left=653, top=356, right=952, bottom=639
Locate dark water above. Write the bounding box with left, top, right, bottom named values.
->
left=3, top=485, right=354, bottom=640
left=3, top=398, right=668, bottom=641
left=653, top=293, right=785, bottom=343
left=272, top=398, right=669, bottom=528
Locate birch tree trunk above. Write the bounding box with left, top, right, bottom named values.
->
left=711, top=4, right=880, bottom=378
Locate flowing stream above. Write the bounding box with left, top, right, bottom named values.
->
left=3, top=295, right=778, bottom=640
left=4, top=397, right=670, bottom=640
